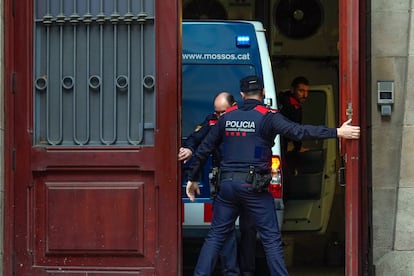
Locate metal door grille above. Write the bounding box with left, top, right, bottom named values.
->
left=34, top=0, right=155, bottom=146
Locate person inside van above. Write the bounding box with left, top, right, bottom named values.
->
left=278, top=76, right=311, bottom=198
left=278, top=76, right=310, bottom=153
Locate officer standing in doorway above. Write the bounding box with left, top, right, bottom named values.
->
left=186, top=75, right=360, bottom=276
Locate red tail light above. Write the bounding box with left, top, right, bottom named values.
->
left=269, top=183, right=282, bottom=198
left=269, top=155, right=283, bottom=199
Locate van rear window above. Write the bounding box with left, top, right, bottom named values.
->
left=182, top=64, right=257, bottom=136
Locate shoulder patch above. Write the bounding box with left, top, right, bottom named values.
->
left=208, top=119, right=218, bottom=126
left=254, top=105, right=278, bottom=114
left=194, top=125, right=203, bottom=132
left=254, top=105, right=270, bottom=115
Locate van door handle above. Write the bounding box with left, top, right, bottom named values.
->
left=338, top=167, right=346, bottom=187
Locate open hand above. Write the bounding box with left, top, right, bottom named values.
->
left=337, top=119, right=360, bottom=139
left=186, top=181, right=200, bottom=202
left=178, top=147, right=193, bottom=163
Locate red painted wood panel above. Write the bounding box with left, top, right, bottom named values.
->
left=339, top=0, right=365, bottom=275
left=44, top=183, right=144, bottom=253
left=28, top=172, right=156, bottom=268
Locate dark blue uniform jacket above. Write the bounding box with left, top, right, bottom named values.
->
left=183, top=113, right=221, bottom=170
left=188, top=99, right=337, bottom=181
left=183, top=113, right=218, bottom=155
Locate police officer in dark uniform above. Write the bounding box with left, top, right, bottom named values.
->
left=178, top=92, right=236, bottom=165
left=179, top=92, right=249, bottom=276
left=186, top=75, right=360, bottom=276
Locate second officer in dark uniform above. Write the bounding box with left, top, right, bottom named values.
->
left=186, top=75, right=360, bottom=276
left=179, top=91, right=258, bottom=275
left=179, top=92, right=241, bottom=275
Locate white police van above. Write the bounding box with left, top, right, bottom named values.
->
left=181, top=20, right=283, bottom=237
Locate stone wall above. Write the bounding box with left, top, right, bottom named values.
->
left=371, top=0, right=414, bottom=274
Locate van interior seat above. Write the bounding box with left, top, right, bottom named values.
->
left=285, top=149, right=326, bottom=199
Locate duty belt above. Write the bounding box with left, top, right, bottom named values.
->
left=220, top=171, right=249, bottom=180
left=221, top=170, right=272, bottom=193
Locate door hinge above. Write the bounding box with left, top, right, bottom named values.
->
left=11, top=72, right=16, bottom=94
left=346, top=102, right=353, bottom=120
left=338, top=166, right=346, bottom=187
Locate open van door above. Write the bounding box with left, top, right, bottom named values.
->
left=282, top=85, right=339, bottom=234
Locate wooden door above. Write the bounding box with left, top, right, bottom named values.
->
left=339, top=0, right=368, bottom=275
left=4, top=1, right=181, bottom=275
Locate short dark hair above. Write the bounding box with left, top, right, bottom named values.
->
left=226, top=94, right=236, bottom=105
left=291, top=76, right=309, bottom=89
left=213, top=92, right=236, bottom=106
left=240, top=75, right=264, bottom=95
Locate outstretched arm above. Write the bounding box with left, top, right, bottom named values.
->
left=337, top=119, right=360, bottom=139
